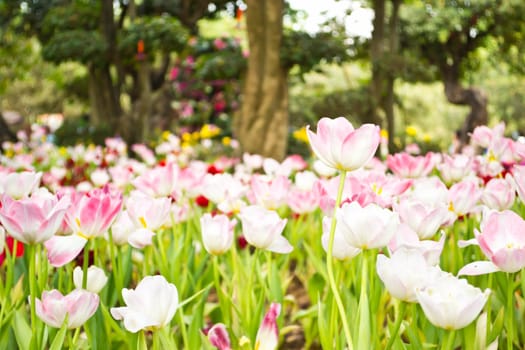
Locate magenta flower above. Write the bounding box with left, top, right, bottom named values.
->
left=307, top=117, right=380, bottom=171
left=255, top=303, right=281, bottom=350
left=208, top=323, right=231, bottom=350
left=459, top=210, right=525, bottom=275
left=35, top=289, right=99, bottom=329
left=0, top=191, right=70, bottom=245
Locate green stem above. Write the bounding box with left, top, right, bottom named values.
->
left=82, top=242, right=90, bottom=290
left=178, top=308, right=189, bottom=349
left=486, top=272, right=493, bottom=346
left=385, top=301, right=407, bottom=350
left=442, top=329, right=456, bottom=350
left=357, top=251, right=370, bottom=350
left=28, top=245, right=39, bottom=350
left=213, top=256, right=230, bottom=325
left=506, top=273, right=514, bottom=350
left=326, top=170, right=354, bottom=350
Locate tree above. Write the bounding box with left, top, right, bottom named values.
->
left=398, top=0, right=525, bottom=145
left=235, top=1, right=349, bottom=160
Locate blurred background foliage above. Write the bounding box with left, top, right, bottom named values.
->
left=0, top=0, right=524, bottom=154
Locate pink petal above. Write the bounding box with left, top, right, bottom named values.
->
left=45, top=235, right=87, bottom=267
left=457, top=261, right=500, bottom=276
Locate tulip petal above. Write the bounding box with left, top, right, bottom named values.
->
left=457, top=261, right=500, bottom=276
left=266, top=236, right=293, bottom=254
left=45, top=235, right=87, bottom=267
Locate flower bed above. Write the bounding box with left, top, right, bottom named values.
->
left=0, top=119, right=524, bottom=349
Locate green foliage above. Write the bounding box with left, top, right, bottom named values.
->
left=40, top=2, right=100, bottom=42
left=42, top=30, right=107, bottom=65
left=118, top=17, right=189, bottom=65
left=54, top=116, right=113, bottom=146
left=192, top=37, right=246, bottom=80
left=281, top=29, right=349, bottom=75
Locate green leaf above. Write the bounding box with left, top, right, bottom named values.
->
left=13, top=309, right=31, bottom=350
left=49, top=322, right=68, bottom=350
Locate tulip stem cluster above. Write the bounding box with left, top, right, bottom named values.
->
left=385, top=301, right=407, bottom=350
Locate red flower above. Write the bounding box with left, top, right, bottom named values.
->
left=195, top=195, right=210, bottom=208
left=0, top=235, right=25, bottom=266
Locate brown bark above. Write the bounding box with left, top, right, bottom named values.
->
left=441, top=64, right=488, bottom=146
left=383, top=0, right=401, bottom=152
left=369, top=0, right=386, bottom=127
left=234, top=0, right=288, bottom=161
left=88, top=64, right=121, bottom=129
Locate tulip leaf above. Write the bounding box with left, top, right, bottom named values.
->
left=489, top=308, right=504, bottom=344
left=49, top=322, right=68, bottom=350
left=13, top=309, right=31, bottom=350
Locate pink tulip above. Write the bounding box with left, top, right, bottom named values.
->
left=111, top=275, right=179, bottom=332
left=337, top=201, right=400, bottom=250
left=307, top=117, right=380, bottom=171
left=0, top=191, right=70, bottom=244
left=132, top=162, right=179, bottom=198
left=255, top=303, right=281, bottom=350
left=388, top=223, right=445, bottom=266
left=250, top=175, right=290, bottom=209
left=45, top=186, right=122, bottom=266
left=481, top=177, right=516, bottom=211
left=394, top=198, right=450, bottom=240
left=510, top=165, right=525, bottom=204
left=287, top=187, right=321, bottom=214
left=437, top=154, right=474, bottom=184
left=35, top=289, right=99, bottom=329
left=448, top=179, right=481, bottom=217
left=200, top=213, right=236, bottom=255
left=387, top=152, right=434, bottom=178
left=65, top=185, right=123, bottom=239
left=208, top=323, right=232, bottom=350
left=126, top=192, right=171, bottom=248
left=238, top=206, right=292, bottom=254
left=459, top=210, right=525, bottom=275
left=0, top=171, right=42, bottom=199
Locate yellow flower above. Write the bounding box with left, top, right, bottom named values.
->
left=191, top=131, right=200, bottom=141
left=181, top=132, right=192, bottom=142
left=200, top=124, right=221, bottom=139
left=161, top=130, right=172, bottom=141
left=422, top=133, right=432, bottom=142
left=380, top=129, right=389, bottom=139
left=222, top=136, right=231, bottom=146
left=293, top=127, right=309, bottom=144
left=405, top=125, right=417, bottom=137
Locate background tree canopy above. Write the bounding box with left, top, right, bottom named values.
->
left=1, top=0, right=524, bottom=157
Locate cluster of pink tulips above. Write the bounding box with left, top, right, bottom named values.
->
left=0, top=118, right=525, bottom=349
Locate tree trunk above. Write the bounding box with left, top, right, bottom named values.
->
left=88, top=64, right=121, bottom=130
left=234, top=0, right=288, bottom=161
left=368, top=0, right=386, bottom=127
left=0, top=113, right=16, bottom=148
left=441, top=64, right=488, bottom=146
left=126, top=61, right=153, bottom=144
left=383, top=0, right=401, bottom=152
